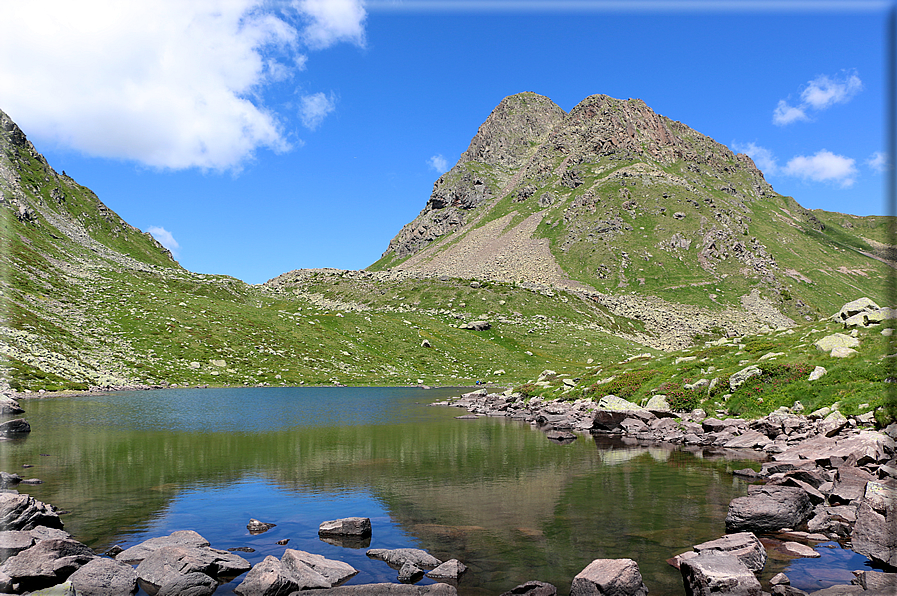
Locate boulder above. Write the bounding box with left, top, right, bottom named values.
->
left=0, top=493, right=63, bottom=532
left=597, top=395, right=645, bottom=412
left=0, top=419, right=30, bottom=435
left=0, top=538, right=98, bottom=593
left=852, top=501, right=897, bottom=567
left=319, top=517, right=372, bottom=537
left=367, top=548, right=442, bottom=569
left=135, top=544, right=250, bottom=589
left=0, top=531, right=34, bottom=563
left=645, top=395, right=670, bottom=411
left=500, top=580, right=558, bottom=595
left=829, top=466, right=875, bottom=505
left=426, top=559, right=467, bottom=580
left=808, top=366, right=827, bottom=381
left=570, top=558, right=648, bottom=596
left=835, top=297, right=880, bottom=321
left=398, top=561, right=424, bottom=583
left=460, top=321, right=490, bottom=331
left=282, top=549, right=357, bottom=586
left=729, top=366, right=762, bottom=391
left=115, top=530, right=210, bottom=563
left=156, top=570, right=217, bottom=596
left=830, top=347, right=857, bottom=358
left=0, top=397, right=24, bottom=416
left=246, top=518, right=276, bottom=534
left=725, top=485, right=813, bottom=533
left=852, top=570, right=897, bottom=591
left=692, top=532, right=766, bottom=573
left=814, top=334, right=859, bottom=353
left=67, top=557, right=139, bottom=596
left=679, top=551, right=762, bottom=596
left=234, top=555, right=301, bottom=596
left=723, top=430, right=772, bottom=450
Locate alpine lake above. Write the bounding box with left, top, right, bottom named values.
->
left=0, top=387, right=871, bottom=595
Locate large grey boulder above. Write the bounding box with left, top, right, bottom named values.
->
left=679, top=551, right=762, bottom=596
left=834, top=297, right=880, bottom=321
left=0, top=531, right=34, bottom=563
left=135, top=544, right=250, bottom=590
left=234, top=555, right=301, bottom=596
left=570, top=558, right=648, bottom=596
left=814, top=334, right=859, bottom=353
left=67, top=557, right=138, bottom=596
left=725, top=485, right=813, bottom=533
left=115, top=530, right=210, bottom=563
left=0, top=419, right=30, bottom=435
left=692, top=532, right=766, bottom=573
left=852, top=501, right=897, bottom=567
left=0, top=538, right=98, bottom=593
left=156, top=571, right=218, bottom=596
left=0, top=492, right=63, bottom=531
left=366, top=548, right=442, bottom=569
left=318, top=517, right=372, bottom=537
left=282, top=549, right=357, bottom=586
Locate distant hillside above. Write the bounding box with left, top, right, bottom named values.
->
left=371, top=92, right=894, bottom=326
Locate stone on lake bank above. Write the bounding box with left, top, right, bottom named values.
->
left=67, top=557, right=139, bottom=596
left=725, top=485, right=813, bottom=534
left=0, top=493, right=64, bottom=532
left=679, top=551, right=762, bottom=596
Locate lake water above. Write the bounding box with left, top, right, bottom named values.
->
left=0, top=387, right=870, bottom=595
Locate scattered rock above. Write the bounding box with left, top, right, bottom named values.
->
left=725, top=485, right=813, bottom=533
left=692, top=532, right=766, bottom=573
left=366, top=548, right=442, bottom=569
left=246, top=519, right=276, bottom=534
left=500, top=580, right=557, bottom=595
left=0, top=538, right=98, bottom=593
left=67, top=556, right=139, bottom=596
left=0, top=419, right=31, bottom=435
left=679, top=551, right=762, bottom=596
left=426, top=559, right=467, bottom=580
left=282, top=549, right=358, bottom=586
left=0, top=493, right=64, bottom=532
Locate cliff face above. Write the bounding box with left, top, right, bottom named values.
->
left=372, top=92, right=891, bottom=321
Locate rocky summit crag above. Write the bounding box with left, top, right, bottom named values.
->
left=0, top=94, right=895, bottom=409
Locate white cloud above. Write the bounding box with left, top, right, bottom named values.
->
left=299, top=92, right=337, bottom=130
left=731, top=141, right=778, bottom=174
left=427, top=154, right=449, bottom=172
left=772, top=101, right=808, bottom=126
left=773, top=69, right=862, bottom=126
left=801, top=71, right=863, bottom=110
left=147, top=226, right=180, bottom=256
left=783, top=150, right=858, bottom=187
left=867, top=151, right=890, bottom=172
left=0, top=0, right=366, bottom=171
left=295, top=0, right=367, bottom=49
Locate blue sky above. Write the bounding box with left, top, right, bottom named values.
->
left=1, top=1, right=893, bottom=284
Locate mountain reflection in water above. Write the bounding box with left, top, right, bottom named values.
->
left=1, top=387, right=865, bottom=595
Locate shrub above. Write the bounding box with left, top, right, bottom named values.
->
left=656, top=381, right=700, bottom=412
left=587, top=369, right=657, bottom=398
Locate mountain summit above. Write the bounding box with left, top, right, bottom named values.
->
left=371, top=92, right=892, bottom=324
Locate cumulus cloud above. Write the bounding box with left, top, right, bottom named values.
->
left=773, top=69, right=862, bottom=126
left=783, top=150, right=858, bottom=187
left=731, top=141, right=778, bottom=174
left=427, top=154, right=449, bottom=172
left=0, top=0, right=366, bottom=171
left=299, top=92, right=337, bottom=130
left=867, top=151, right=890, bottom=172
left=147, top=226, right=180, bottom=256
left=295, top=0, right=367, bottom=49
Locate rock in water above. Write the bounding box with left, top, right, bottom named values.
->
left=570, top=559, right=648, bottom=596
left=318, top=517, right=372, bottom=537
left=679, top=552, right=762, bottom=596
left=246, top=518, right=276, bottom=534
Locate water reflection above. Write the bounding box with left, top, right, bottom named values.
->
left=0, top=388, right=853, bottom=595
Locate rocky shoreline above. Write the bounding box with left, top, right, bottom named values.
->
left=1, top=389, right=896, bottom=595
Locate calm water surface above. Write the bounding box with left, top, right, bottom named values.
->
left=0, top=387, right=870, bottom=595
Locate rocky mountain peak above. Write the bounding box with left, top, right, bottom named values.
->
left=459, top=92, right=566, bottom=170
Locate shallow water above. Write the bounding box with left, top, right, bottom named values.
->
left=0, top=387, right=872, bottom=594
